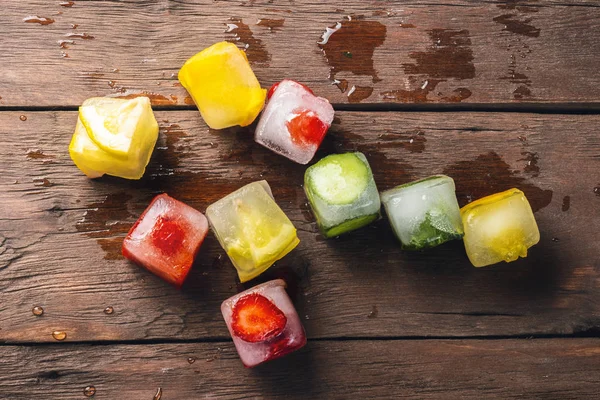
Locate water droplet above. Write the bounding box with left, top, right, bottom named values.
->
left=83, top=386, right=96, bottom=397
left=153, top=388, right=162, bottom=400
left=552, top=237, right=560, bottom=242
left=304, top=315, right=310, bottom=320
left=19, top=115, right=27, bottom=121
left=206, top=347, right=223, bottom=362
left=594, top=186, right=600, bottom=196
left=108, top=80, right=116, bottom=88
left=65, top=32, right=95, bottom=40
left=367, top=305, right=378, bottom=318
left=33, top=178, right=53, bottom=187
left=187, top=357, right=196, bottom=364
left=23, top=16, right=55, bottom=25
left=71, top=23, right=79, bottom=29
left=52, top=331, right=67, bottom=341
left=32, top=306, right=44, bottom=316
left=561, top=196, right=571, bottom=212
left=104, top=306, right=114, bottom=315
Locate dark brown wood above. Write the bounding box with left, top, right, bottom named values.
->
left=2, top=1, right=600, bottom=106
left=1, top=110, right=598, bottom=343
left=1, top=339, right=599, bottom=399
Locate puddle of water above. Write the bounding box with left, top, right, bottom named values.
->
left=443, top=151, right=552, bottom=212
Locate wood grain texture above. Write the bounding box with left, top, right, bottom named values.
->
left=1, top=339, right=600, bottom=399
left=2, top=1, right=600, bottom=106
left=1, top=110, right=598, bottom=343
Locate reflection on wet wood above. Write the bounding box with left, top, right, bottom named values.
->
left=2, top=339, right=600, bottom=399
left=0, top=111, right=598, bottom=343
left=1, top=1, right=600, bottom=106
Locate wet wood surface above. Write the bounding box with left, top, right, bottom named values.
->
left=2, top=0, right=600, bottom=398
left=2, top=1, right=600, bottom=106
left=1, top=110, right=599, bottom=344
left=2, top=339, right=600, bottom=399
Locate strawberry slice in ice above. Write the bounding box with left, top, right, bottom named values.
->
left=256, top=80, right=334, bottom=164
left=122, top=194, right=208, bottom=288
left=231, top=293, right=287, bottom=343
left=286, top=109, right=329, bottom=148
left=221, top=279, right=306, bottom=367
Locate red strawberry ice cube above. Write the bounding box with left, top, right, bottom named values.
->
left=255, top=79, right=334, bottom=164
left=122, top=194, right=208, bottom=288
left=221, top=279, right=307, bottom=368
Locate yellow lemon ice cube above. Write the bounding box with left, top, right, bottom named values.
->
left=69, top=97, right=158, bottom=179
left=206, top=181, right=299, bottom=282
left=460, top=188, right=540, bottom=267
left=178, top=41, right=266, bottom=129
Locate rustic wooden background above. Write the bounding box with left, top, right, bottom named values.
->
left=1, top=0, right=599, bottom=399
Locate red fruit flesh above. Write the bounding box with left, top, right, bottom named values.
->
left=267, top=80, right=315, bottom=100
left=267, top=82, right=280, bottom=99
left=231, top=293, right=287, bottom=343
left=286, top=109, right=328, bottom=148
left=267, top=334, right=307, bottom=359
left=151, top=216, right=185, bottom=257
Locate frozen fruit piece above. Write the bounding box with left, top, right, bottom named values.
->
left=69, top=97, right=158, bottom=179
left=381, top=175, right=464, bottom=250
left=255, top=80, right=334, bottom=164
left=206, top=181, right=299, bottom=283
left=304, top=152, right=380, bottom=238
left=460, top=188, right=540, bottom=267
left=178, top=41, right=266, bottom=129
left=221, top=279, right=306, bottom=368
left=287, top=109, right=329, bottom=148
left=122, top=194, right=208, bottom=287
left=231, top=293, right=287, bottom=343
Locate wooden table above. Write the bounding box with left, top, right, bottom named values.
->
left=1, top=1, right=599, bottom=398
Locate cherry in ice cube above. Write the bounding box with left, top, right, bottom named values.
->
left=122, top=194, right=208, bottom=288
left=221, top=279, right=306, bottom=368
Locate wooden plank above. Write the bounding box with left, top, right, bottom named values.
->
left=1, top=339, right=599, bottom=399
left=1, top=110, right=599, bottom=343
left=2, top=1, right=600, bottom=106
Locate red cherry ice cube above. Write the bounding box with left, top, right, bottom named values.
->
left=122, top=194, right=208, bottom=288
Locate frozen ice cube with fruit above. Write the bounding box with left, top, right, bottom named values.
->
left=255, top=79, right=334, bottom=164
left=178, top=41, right=266, bottom=129
left=381, top=175, right=464, bottom=250
left=69, top=96, right=159, bottom=179
left=461, top=188, right=540, bottom=267
left=122, top=194, right=209, bottom=287
left=206, top=181, right=299, bottom=283
left=221, top=279, right=306, bottom=368
left=304, top=152, right=381, bottom=238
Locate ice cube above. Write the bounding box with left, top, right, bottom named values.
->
left=460, top=188, right=540, bottom=267
left=304, top=152, right=380, bottom=238
left=255, top=80, right=334, bottom=164
left=69, top=97, right=159, bottom=179
left=206, top=181, right=300, bottom=282
left=221, top=279, right=306, bottom=368
left=380, top=175, right=464, bottom=250
left=178, top=41, right=266, bottom=129
left=122, top=194, right=209, bottom=288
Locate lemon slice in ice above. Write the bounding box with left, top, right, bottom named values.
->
left=79, top=97, right=155, bottom=158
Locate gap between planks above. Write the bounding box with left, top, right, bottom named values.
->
left=2, top=103, right=600, bottom=114
left=3, top=331, right=600, bottom=347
